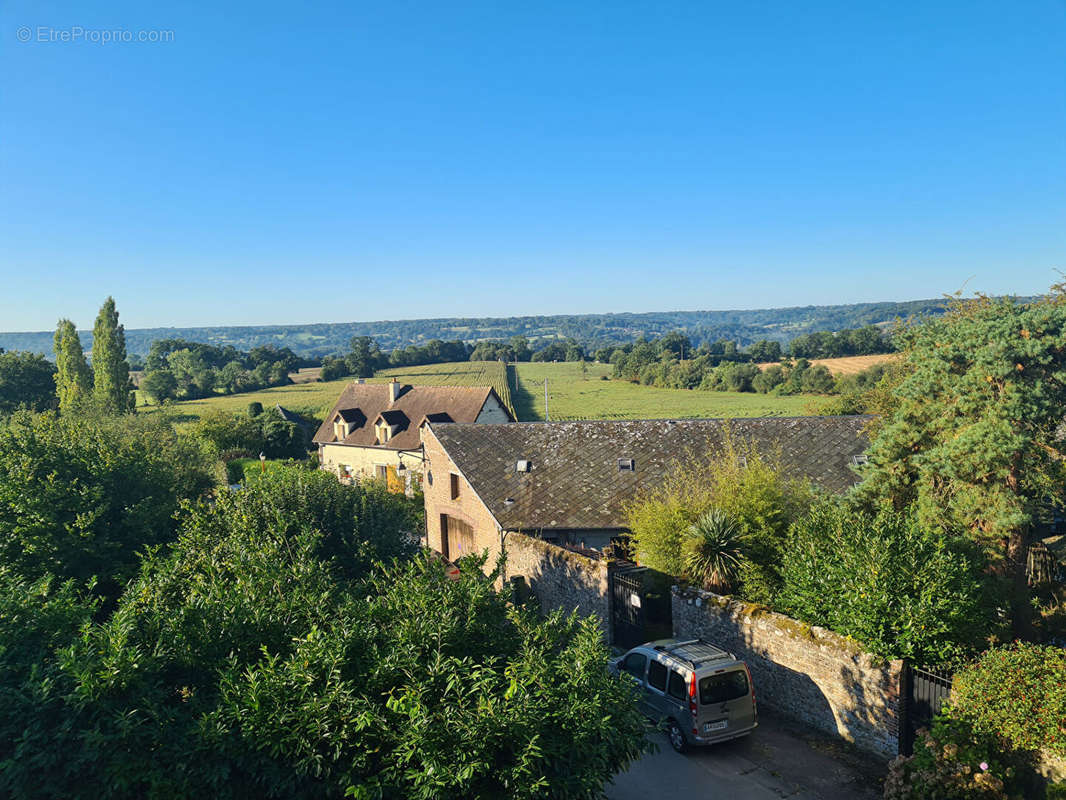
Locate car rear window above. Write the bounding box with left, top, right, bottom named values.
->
left=699, top=669, right=749, bottom=705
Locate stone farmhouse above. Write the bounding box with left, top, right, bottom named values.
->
left=314, top=379, right=513, bottom=489
left=420, top=416, right=871, bottom=562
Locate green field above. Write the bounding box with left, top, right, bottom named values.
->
left=511, top=362, right=813, bottom=421
left=147, top=362, right=512, bottom=427
left=154, top=360, right=815, bottom=426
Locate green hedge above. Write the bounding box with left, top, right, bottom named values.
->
left=777, top=502, right=992, bottom=663
left=953, top=643, right=1066, bottom=757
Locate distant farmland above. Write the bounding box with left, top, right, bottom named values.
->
left=156, top=360, right=825, bottom=427
left=511, top=362, right=812, bottom=421
left=757, top=353, right=899, bottom=376
left=149, top=361, right=512, bottom=426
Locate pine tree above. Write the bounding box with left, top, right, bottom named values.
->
left=53, top=318, right=91, bottom=413
left=91, top=297, right=133, bottom=413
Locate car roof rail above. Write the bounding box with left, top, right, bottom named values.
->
left=657, top=638, right=735, bottom=667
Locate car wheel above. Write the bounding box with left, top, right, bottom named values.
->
left=667, top=719, right=688, bottom=754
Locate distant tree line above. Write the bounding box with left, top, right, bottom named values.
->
left=601, top=326, right=893, bottom=395
left=319, top=334, right=589, bottom=381
left=139, top=340, right=305, bottom=403
left=0, top=298, right=949, bottom=360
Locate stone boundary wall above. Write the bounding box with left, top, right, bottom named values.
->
left=504, top=533, right=611, bottom=639
left=673, top=587, right=903, bottom=758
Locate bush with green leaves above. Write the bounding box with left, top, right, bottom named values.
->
left=0, top=350, right=57, bottom=415
left=778, top=502, right=993, bottom=663
left=0, top=466, right=646, bottom=798
left=884, top=712, right=1037, bottom=800
left=191, top=407, right=309, bottom=459
left=951, top=643, right=1066, bottom=758
left=0, top=409, right=218, bottom=594
left=625, top=435, right=813, bottom=603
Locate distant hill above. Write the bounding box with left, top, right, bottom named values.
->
left=0, top=299, right=951, bottom=360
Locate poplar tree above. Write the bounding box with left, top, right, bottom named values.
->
left=91, top=297, right=133, bottom=413
left=53, top=319, right=91, bottom=413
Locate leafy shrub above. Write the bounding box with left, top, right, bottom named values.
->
left=952, top=643, right=1066, bottom=757
left=192, top=408, right=309, bottom=460
left=884, top=712, right=1036, bottom=800
left=0, top=410, right=218, bottom=593
left=0, top=467, right=645, bottom=798
left=778, top=502, right=993, bottom=663
left=682, top=509, right=743, bottom=592
left=625, top=434, right=812, bottom=602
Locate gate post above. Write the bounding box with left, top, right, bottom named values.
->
left=898, top=659, right=913, bottom=756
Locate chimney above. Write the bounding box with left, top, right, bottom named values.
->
left=388, top=378, right=401, bottom=405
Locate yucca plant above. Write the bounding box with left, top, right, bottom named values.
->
left=683, top=508, right=744, bottom=593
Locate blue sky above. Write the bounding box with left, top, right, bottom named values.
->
left=1, top=1, right=1064, bottom=330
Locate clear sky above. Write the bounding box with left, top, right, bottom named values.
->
left=1, top=1, right=1064, bottom=331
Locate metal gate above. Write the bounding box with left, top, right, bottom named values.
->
left=899, top=661, right=954, bottom=755
left=610, top=565, right=673, bottom=650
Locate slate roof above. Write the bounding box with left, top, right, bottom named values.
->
left=314, top=383, right=509, bottom=451
left=430, top=416, right=871, bottom=531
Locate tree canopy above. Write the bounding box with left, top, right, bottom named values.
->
left=53, top=318, right=91, bottom=413
left=91, top=296, right=133, bottom=413
left=0, top=350, right=56, bottom=415
left=0, top=465, right=647, bottom=799
left=856, top=288, right=1066, bottom=631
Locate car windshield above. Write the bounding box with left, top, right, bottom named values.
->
left=699, top=669, right=749, bottom=705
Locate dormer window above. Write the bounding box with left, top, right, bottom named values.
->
left=376, top=421, right=391, bottom=444
left=334, top=408, right=365, bottom=441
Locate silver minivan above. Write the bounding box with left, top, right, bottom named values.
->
left=610, top=638, right=758, bottom=753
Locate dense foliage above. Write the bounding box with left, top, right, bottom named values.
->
left=855, top=288, right=1066, bottom=632
left=140, top=338, right=303, bottom=402
left=91, top=295, right=135, bottom=412
left=681, top=509, right=743, bottom=593
left=0, top=350, right=56, bottom=414
left=951, top=643, right=1066, bottom=757
left=778, top=503, right=993, bottom=663
left=53, top=318, right=92, bottom=412
left=190, top=408, right=312, bottom=460
left=625, top=437, right=813, bottom=603
left=0, top=410, right=218, bottom=594
left=884, top=713, right=1037, bottom=800
left=0, top=467, right=647, bottom=799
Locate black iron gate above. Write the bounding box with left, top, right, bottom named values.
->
left=609, top=565, right=673, bottom=650
left=899, top=661, right=954, bottom=755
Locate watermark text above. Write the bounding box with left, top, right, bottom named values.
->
left=16, top=25, right=174, bottom=44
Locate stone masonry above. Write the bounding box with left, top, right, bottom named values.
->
left=673, top=587, right=903, bottom=758
left=504, top=533, right=610, bottom=638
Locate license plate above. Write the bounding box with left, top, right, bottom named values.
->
left=704, top=720, right=728, bottom=732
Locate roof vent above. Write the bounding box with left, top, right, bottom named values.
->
left=851, top=454, right=870, bottom=466
left=516, top=459, right=532, bottom=473
left=617, top=458, right=635, bottom=472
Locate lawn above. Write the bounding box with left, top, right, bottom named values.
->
left=511, top=362, right=814, bottom=421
